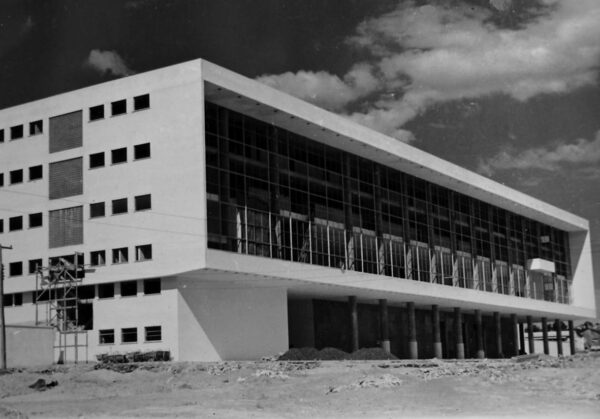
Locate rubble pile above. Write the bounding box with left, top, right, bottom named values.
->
left=327, top=374, right=403, bottom=393
left=278, top=347, right=396, bottom=361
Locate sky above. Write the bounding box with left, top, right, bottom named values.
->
left=1, top=0, right=599, bottom=316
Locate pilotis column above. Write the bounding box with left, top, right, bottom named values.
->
left=494, top=312, right=503, bottom=358
left=407, top=302, right=418, bottom=359
left=432, top=305, right=442, bottom=359
left=511, top=314, right=519, bottom=356
left=475, top=309, right=484, bottom=359
left=349, top=296, right=359, bottom=353
left=455, top=307, right=464, bottom=359
left=568, top=320, right=576, bottom=355
left=555, top=319, right=563, bottom=356
left=527, top=316, right=535, bottom=354
left=379, top=299, right=390, bottom=353
left=541, top=317, right=549, bottom=355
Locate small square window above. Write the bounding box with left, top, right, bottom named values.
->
left=90, top=202, right=106, bottom=218
left=2, top=294, right=12, bottom=307
left=9, top=261, right=23, bottom=277
left=135, top=194, right=151, bottom=211
left=29, top=120, right=43, bottom=136
left=9, top=216, right=23, bottom=231
left=89, top=152, right=105, bottom=169
left=10, top=125, right=23, bottom=140
left=111, top=148, right=127, bottom=164
left=143, top=278, right=161, bottom=295
left=122, top=327, right=138, bottom=343
left=112, top=198, right=128, bottom=215
left=79, top=285, right=95, bottom=300
left=89, top=105, right=105, bottom=121
left=112, top=247, right=128, bottom=264
left=134, top=143, right=151, bottom=160
left=10, top=169, right=23, bottom=184
left=98, top=283, right=115, bottom=299
left=145, top=326, right=162, bottom=342
left=111, top=99, right=127, bottom=116
left=29, top=259, right=42, bottom=274
left=99, top=329, right=115, bottom=344
left=0, top=173, right=4, bottom=187
left=133, top=94, right=150, bottom=111
left=0, top=129, right=4, bottom=143
left=13, top=293, right=22, bottom=306
left=29, top=213, right=42, bottom=228
left=29, top=165, right=43, bottom=181
left=90, top=250, right=106, bottom=266
left=136, top=244, right=152, bottom=262
left=0, top=219, right=4, bottom=233
left=120, top=280, right=137, bottom=297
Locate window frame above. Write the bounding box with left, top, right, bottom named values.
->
left=111, top=99, right=127, bottom=116
left=90, top=202, right=106, bottom=218
left=99, top=329, right=115, bottom=344
left=144, top=326, right=162, bottom=342
left=111, top=198, right=128, bottom=215
left=29, top=165, right=43, bottom=181
left=29, top=212, right=43, bottom=228
left=89, top=152, right=105, bottom=169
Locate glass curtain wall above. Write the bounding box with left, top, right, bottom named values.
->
left=204, top=102, right=571, bottom=304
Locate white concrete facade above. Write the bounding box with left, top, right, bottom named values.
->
left=0, top=59, right=595, bottom=363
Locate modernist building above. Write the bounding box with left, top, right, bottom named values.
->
left=0, top=59, right=595, bottom=362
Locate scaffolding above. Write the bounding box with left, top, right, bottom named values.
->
left=35, top=252, right=90, bottom=364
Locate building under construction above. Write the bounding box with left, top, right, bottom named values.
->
left=0, top=59, right=596, bottom=362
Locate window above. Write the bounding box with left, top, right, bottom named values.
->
left=136, top=244, right=152, bottom=261
left=111, top=148, right=127, bottom=164
left=135, top=194, right=151, bottom=211
left=0, top=219, right=3, bottom=233
left=122, top=327, right=138, bottom=343
left=98, top=283, right=114, bottom=299
left=143, top=278, right=161, bottom=295
left=9, top=261, right=22, bottom=276
left=10, top=125, right=23, bottom=140
left=49, top=111, right=82, bottom=153
left=0, top=173, right=3, bottom=187
left=111, top=99, right=127, bottom=116
left=79, top=285, right=95, bottom=300
left=120, top=280, right=137, bottom=297
left=133, top=94, right=150, bottom=111
left=29, top=165, right=43, bottom=181
left=49, top=158, right=83, bottom=199
left=29, top=120, right=43, bottom=136
left=90, top=202, right=105, bottom=218
left=145, top=326, right=162, bottom=342
left=13, top=293, right=22, bottom=306
left=90, top=250, right=106, bottom=266
left=134, top=143, right=151, bottom=160
left=112, top=198, right=128, bottom=215
left=89, top=152, right=105, bottom=169
left=112, top=247, right=128, bottom=264
left=89, top=105, right=104, bottom=121
left=29, top=213, right=42, bottom=228
left=99, top=329, right=115, bottom=344
left=0, top=129, right=4, bottom=143
left=9, top=216, right=23, bottom=231
left=2, top=295, right=12, bottom=307
left=10, top=169, right=23, bottom=184
left=29, top=259, right=42, bottom=274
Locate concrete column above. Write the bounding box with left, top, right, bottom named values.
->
left=494, top=312, right=503, bottom=358
left=475, top=309, right=484, bottom=359
left=349, top=296, right=359, bottom=353
left=527, top=316, right=535, bottom=354
left=511, top=314, right=519, bottom=356
left=555, top=319, right=563, bottom=356
left=541, top=317, right=549, bottom=355
left=379, top=299, right=390, bottom=353
left=519, top=322, right=525, bottom=354
left=407, top=302, right=418, bottom=359
left=568, top=320, right=576, bottom=355
left=432, top=305, right=442, bottom=359
left=454, top=307, right=464, bottom=359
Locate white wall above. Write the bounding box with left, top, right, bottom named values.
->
left=177, top=278, right=288, bottom=361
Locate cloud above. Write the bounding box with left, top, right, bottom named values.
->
left=477, top=130, right=600, bottom=176
left=85, top=49, right=134, bottom=77
left=256, top=0, right=600, bottom=141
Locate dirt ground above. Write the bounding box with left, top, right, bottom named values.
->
left=1, top=352, right=599, bottom=418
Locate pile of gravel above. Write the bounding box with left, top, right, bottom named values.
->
left=348, top=348, right=398, bottom=360
left=278, top=347, right=395, bottom=361
left=278, top=347, right=321, bottom=361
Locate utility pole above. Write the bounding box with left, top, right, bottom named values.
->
left=0, top=244, right=13, bottom=370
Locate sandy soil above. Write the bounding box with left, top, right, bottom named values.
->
left=0, top=352, right=599, bottom=418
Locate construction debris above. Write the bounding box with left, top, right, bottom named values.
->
left=28, top=378, right=58, bottom=391
left=327, top=374, right=403, bottom=393
left=278, top=347, right=396, bottom=361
